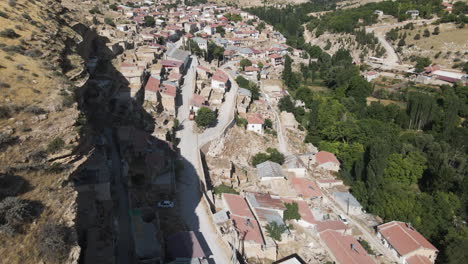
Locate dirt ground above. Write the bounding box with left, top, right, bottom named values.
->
left=399, top=23, right=468, bottom=69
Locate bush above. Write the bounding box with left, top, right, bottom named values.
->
left=283, top=202, right=301, bottom=221
left=0, top=11, right=9, bottom=19
left=37, top=223, right=72, bottom=262
left=0, top=197, right=36, bottom=236
left=24, top=105, right=47, bottom=115
left=265, top=222, right=287, bottom=241
left=104, top=17, right=115, bottom=27
left=0, top=29, right=20, bottom=39
left=47, top=138, right=65, bottom=153
left=0, top=173, right=28, bottom=200
left=213, top=184, right=239, bottom=195
left=2, top=45, right=23, bottom=54
left=8, top=0, right=16, bottom=7
left=0, top=82, right=11, bottom=89
left=252, top=148, right=285, bottom=166
left=358, top=239, right=375, bottom=255
left=195, top=107, right=216, bottom=128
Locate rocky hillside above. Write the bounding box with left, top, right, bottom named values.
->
left=0, top=0, right=89, bottom=263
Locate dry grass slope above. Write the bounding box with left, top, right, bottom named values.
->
left=0, top=1, right=85, bottom=263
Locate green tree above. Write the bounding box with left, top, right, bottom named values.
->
left=144, top=16, right=155, bottom=27
left=423, top=28, right=431, bottom=37
left=384, top=152, right=427, bottom=185
left=104, top=17, right=115, bottom=27
left=240, top=58, right=252, bottom=70
left=195, top=107, right=215, bottom=128
left=283, top=202, right=301, bottom=221
left=414, top=57, right=432, bottom=73
left=278, top=95, right=295, bottom=113
left=264, top=118, right=273, bottom=129
left=265, top=222, right=287, bottom=241
left=432, top=26, right=440, bottom=35
left=216, top=26, right=225, bottom=37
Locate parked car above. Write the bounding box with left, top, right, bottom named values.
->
left=157, top=201, right=174, bottom=208
left=338, top=214, right=349, bottom=225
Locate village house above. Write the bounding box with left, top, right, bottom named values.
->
left=247, top=112, right=264, bottom=134
left=192, top=36, right=208, bottom=51
left=333, top=191, right=364, bottom=215
left=190, top=93, right=208, bottom=113
left=269, top=54, right=283, bottom=66
left=196, top=65, right=213, bottom=80
left=236, top=88, right=252, bottom=115
left=245, top=192, right=291, bottom=242
left=289, top=177, right=322, bottom=200
left=320, top=230, right=375, bottom=264
left=165, top=48, right=191, bottom=72
left=119, top=62, right=146, bottom=95
left=256, top=161, right=286, bottom=181
left=221, top=193, right=277, bottom=260
left=144, top=75, right=161, bottom=103
left=377, top=221, right=438, bottom=264
left=158, top=82, right=177, bottom=116
left=211, top=69, right=230, bottom=92
left=166, top=231, right=210, bottom=263
left=161, top=60, right=184, bottom=75
left=312, top=151, right=341, bottom=172
left=130, top=209, right=163, bottom=263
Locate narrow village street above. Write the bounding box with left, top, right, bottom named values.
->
left=176, top=56, right=231, bottom=264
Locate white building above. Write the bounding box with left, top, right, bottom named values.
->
left=247, top=113, right=264, bottom=134
left=377, top=221, right=438, bottom=264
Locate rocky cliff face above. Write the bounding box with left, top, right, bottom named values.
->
left=0, top=0, right=94, bottom=263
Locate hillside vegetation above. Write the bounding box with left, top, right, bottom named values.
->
left=279, top=44, right=468, bottom=263
left=0, top=0, right=86, bottom=263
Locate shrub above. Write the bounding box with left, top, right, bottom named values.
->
left=213, top=184, right=239, bottom=195
left=104, top=17, right=115, bottom=27
left=358, top=239, right=375, bottom=255
left=24, top=105, right=47, bottom=115
left=252, top=148, right=285, bottom=166
left=265, top=222, right=287, bottom=241
left=283, top=202, right=301, bottom=221
left=195, top=107, right=216, bottom=128
left=8, top=0, right=16, bottom=7
left=37, top=223, right=72, bottom=262
left=24, top=49, right=43, bottom=58
left=47, top=138, right=65, bottom=153
left=0, top=173, right=28, bottom=200
left=0, top=11, right=9, bottom=19
left=2, top=45, right=23, bottom=54
left=0, top=29, right=20, bottom=39
left=21, top=13, right=32, bottom=21
left=0, top=82, right=11, bottom=89
left=0, top=197, right=36, bottom=236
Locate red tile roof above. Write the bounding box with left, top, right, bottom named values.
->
left=269, top=54, right=282, bottom=59
left=377, top=221, right=437, bottom=257
left=190, top=94, right=206, bottom=108
left=231, top=214, right=264, bottom=244
left=222, top=193, right=254, bottom=218
left=315, top=151, right=340, bottom=165
left=212, top=69, right=229, bottom=83
left=244, top=66, right=259, bottom=72
left=145, top=75, right=160, bottom=93
left=160, top=83, right=177, bottom=97
left=290, top=177, right=322, bottom=198
left=196, top=65, right=212, bottom=73
left=316, top=220, right=347, bottom=233
left=249, top=192, right=286, bottom=211
left=320, top=230, right=375, bottom=264
left=247, top=113, right=264, bottom=125
left=407, top=255, right=432, bottom=264
left=161, top=60, right=183, bottom=68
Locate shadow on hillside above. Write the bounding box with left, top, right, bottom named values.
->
left=66, top=24, right=210, bottom=263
